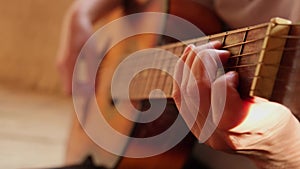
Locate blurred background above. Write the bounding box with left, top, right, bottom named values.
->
left=0, top=1, right=258, bottom=169
left=0, top=0, right=74, bottom=168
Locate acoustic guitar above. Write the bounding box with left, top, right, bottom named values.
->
left=71, top=17, right=300, bottom=169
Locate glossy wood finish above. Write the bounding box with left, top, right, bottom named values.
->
left=116, top=100, right=195, bottom=169
left=76, top=17, right=300, bottom=168
left=271, top=25, right=300, bottom=119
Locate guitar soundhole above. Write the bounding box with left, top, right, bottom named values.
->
left=131, top=99, right=180, bottom=138
left=117, top=99, right=196, bottom=169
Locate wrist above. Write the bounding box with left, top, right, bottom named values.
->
left=226, top=104, right=300, bottom=168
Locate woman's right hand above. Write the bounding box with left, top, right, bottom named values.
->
left=56, top=5, right=94, bottom=95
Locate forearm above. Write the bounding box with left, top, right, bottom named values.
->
left=227, top=110, right=300, bottom=169
left=254, top=116, right=300, bottom=169
left=58, top=0, right=123, bottom=94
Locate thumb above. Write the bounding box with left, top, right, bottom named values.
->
left=211, top=71, right=249, bottom=130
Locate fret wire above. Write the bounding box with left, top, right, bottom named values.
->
left=149, top=50, right=169, bottom=96
left=225, top=62, right=280, bottom=69
left=162, top=51, right=173, bottom=97
left=114, top=67, right=300, bottom=97
left=142, top=51, right=162, bottom=97
left=192, top=24, right=268, bottom=46
left=228, top=46, right=300, bottom=59
left=143, top=44, right=300, bottom=71
left=225, top=63, right=257, bottom=69
left=160, top=32, right=268, bottom=54
left=221, top=32, right=227, bottom=46
left=159, top=24, right=269, bottom=51
left=160, top=30, right=300, bottom=56
left=160, top=34, right=300, bottom=57
left=222, top=37, right=265, bottom=49
left=161, top=36, right=266, bottom=54
left=148, top=44, right=300, bottom=69
left=229, top=50, right=261, bottom=58
left=158, top=48, right=182, bottom=95
left=159, top=61, right=300, bottom=72
left=159, top=24, right=300, bottom=56
left=133, top=57, right=149, bottom=98
left=138, top=53, right=152, bottom=99
left=235, top=28, right=249, bottom=71
left=141, top=50, right=159, bottom=98
left=157, top=39, right=265, bottom=62
left=157, top=51, right=171, bottom=94
left=129, top=53, right=142, bottom=99
left=127, top=23, right=300, bottom=98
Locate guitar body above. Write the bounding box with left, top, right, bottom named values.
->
left=66, top=31, right=197, bottom=169
left=64, top=1, right=300, bottom=168
left=115, top=100, right=195, bottom=169
left=65, top=1, right=222, bottom=168
left=271, top=25, right=300, bottom=119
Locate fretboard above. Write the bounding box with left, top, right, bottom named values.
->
left=112, top=18, right=299, bottom=103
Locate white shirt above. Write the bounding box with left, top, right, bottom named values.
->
left=198, top=0, right=300, bottom=28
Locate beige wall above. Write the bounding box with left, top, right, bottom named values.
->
left=0, top=0, right=73, bottom=93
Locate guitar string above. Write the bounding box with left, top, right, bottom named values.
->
left=162, top=35, right=300, bottom=54
left=117, top=24, right=300, bottom=97
left=160, top=24, right=269, bottom=50
left=160, top=23, right=300, bottom=55
left=147, top=50, right=165, bottom=96
left=152, top=42, right=300, bottom=69
left=127, top=66, right=300, bottom=98
left=161, top=24, right=300, bottom=50
left=143, top=41, right=300, bottom=62
left=160, top=24, right=300, bottom=51
left=122, top=64, right=300, bottom=94
left=228, top=46, right=300, bottom=59
left=117, top=63, right=300, bottom=98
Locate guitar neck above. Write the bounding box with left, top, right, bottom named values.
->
left=113, top=17, right=295, bottom=101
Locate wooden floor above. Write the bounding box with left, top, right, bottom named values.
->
left=0, top=85, right=73, bottom=169
left=0, top=84, right=258, bottom=169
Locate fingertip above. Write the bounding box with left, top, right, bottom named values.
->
left=216, top=50, right=231, bottom=63
left=212, top=71, right=247, bottom=130
left=225, top=71, right=239, bottom=88
left=210, top=41, right=222, bottom=49
left=217, top=50, right=231, bottom=57
left=183, top=44, right=195, bottom=55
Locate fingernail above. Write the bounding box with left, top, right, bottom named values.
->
left=209, top=41, right=222, bottom=48
left=226, top=71, right=239, bottom=87
left=226, top=71, right=237, bottom=78
left=216, top=50, right=230, bottom=55
left=183, top=44, right=195, bottom=54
